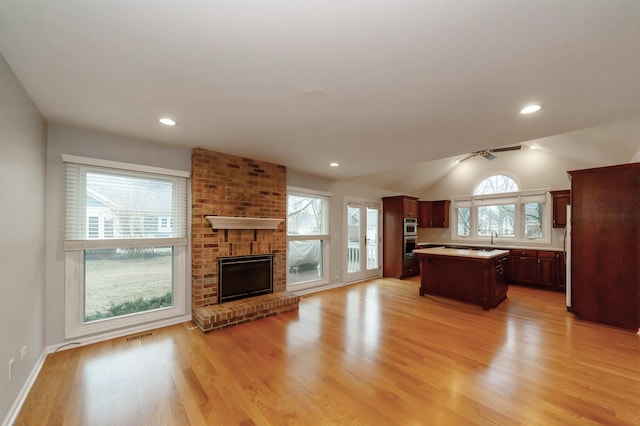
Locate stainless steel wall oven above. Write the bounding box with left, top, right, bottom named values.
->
left=403, top=236, right=417, bottom=259
left=403, top=218, right=418, bottom=235
left=403, top=218, right=418, bottom=258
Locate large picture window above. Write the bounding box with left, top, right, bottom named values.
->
left=287, top=187, right=330, bottom=289
left=63, top=155, right=189, bottom=338
left=452, top=174, right=550, bottom=244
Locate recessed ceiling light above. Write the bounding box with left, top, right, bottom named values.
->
left=520, top=104, right=542, bottom=115
left=159, top=117, right=177, bottom=126
left=452, top=159, right=461, bottom=165
left=329, top=162, right=339, bottom=167
left=530, top=144, right=539, bottom=150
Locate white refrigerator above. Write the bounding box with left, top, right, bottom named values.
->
left=565, top=205, right=571, bottom=310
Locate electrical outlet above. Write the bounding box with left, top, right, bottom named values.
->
left=21, top=346, right=27, bottom=360
left=8, top=358, right=14, bottom=382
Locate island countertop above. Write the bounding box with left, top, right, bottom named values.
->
left=416, top=242, right=563, bottom=252
left=413, top=247, right=510, bottom=260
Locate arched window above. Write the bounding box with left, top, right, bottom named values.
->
left=473, top=174, right=519, bottom=195
left=452, top=174, right=549, bottom=243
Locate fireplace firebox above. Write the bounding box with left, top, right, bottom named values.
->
left=218, top=254, right=274, bottom=303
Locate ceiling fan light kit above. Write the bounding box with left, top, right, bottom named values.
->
left=482, top=152, right=497, bottom=161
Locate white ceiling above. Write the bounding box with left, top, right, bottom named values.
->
left=1, top=0, right=639, bottom=188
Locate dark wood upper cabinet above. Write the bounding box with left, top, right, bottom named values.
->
left=569, top=162, right=639, bottom=331
left=418, top=201, right=432, bottom=228
left=418, top=200, right=450, bottom=228
left=550, top=190, right=571, bottom=228
left=402, top=197, right=418, bottom=218
left=431, top=200, right=450, bottom=228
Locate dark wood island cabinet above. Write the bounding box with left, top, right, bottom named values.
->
left=415, top=248, right=509, bottom=310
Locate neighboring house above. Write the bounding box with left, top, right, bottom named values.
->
left=85, top=175, right=173, bottom=240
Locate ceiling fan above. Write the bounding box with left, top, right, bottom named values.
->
left=456, top=145, right=522, bottom=163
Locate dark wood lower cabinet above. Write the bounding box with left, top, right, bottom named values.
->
left=509, top=249, right=565, bottom=291
left=510, top=253, right=537, bottom=284
left=402, top=258, right=418, bottom=277
left=537, top=258, right=555, bottom=286
left=537, top=251, right=557, bottom=286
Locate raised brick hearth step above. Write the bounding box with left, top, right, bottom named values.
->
left=192, top=292, right=300, bottom=332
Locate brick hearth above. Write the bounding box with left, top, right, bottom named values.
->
left=191, top=148, right=298, bottom=332
left=193, top=292, right=300, bottom=332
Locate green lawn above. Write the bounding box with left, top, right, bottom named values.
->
left=84, top=251, right=173, bottom=320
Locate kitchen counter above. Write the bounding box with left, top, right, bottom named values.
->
left=413, top=247, right=509, bottom=259
left=416, top=242, right=563, bottom=252
left=415, top=248, right=510, bottom=310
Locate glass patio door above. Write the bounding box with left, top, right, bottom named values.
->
left=346, top=201, right=381, bottom=282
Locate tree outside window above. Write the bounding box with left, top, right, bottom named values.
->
left=453, top=174, right=547, bottom=242
left=287, top=191, right=329, bottom=287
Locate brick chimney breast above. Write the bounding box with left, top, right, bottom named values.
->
left=191, top=148, right=287, bottom=308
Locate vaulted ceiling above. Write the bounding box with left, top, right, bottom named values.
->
left=1, top=1, right=639, bottom=190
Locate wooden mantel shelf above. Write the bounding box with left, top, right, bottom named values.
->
left=205, top=216, right=283, bottom=230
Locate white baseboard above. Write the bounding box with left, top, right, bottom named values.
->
left=47, top=314, right=192, bottom=354
left=2, top=349, right=47, bottom=426
left=1, top=314, right=191, bottom=426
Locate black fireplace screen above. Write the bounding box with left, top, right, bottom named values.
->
left=218, top=254, right=274, bottom=303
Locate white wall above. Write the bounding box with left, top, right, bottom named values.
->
left=415, top=147, right=599, bottom=248
left=0, top=53, right=47, bottom=422
left=45, top=123, right=192, bottom=346
left=420, top=147, right=581, bottom=199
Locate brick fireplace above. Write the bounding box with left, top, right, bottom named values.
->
left=191, top=148, right=299, bottom=331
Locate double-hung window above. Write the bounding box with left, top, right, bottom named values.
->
left=451, top=174, right=550, bottom=244
left=63, top=155, right=189, bottom=338
left=286, top=187, right=330, bottom=289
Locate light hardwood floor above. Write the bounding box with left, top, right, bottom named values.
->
left=15, top=277, right=640, bottom=425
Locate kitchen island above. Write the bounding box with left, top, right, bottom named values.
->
left=414, top=247, right=510, bottom=310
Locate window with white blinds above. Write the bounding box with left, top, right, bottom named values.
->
left=63, top=156, right=189, bottom=250
left=62, top=155, right=190, bottom=339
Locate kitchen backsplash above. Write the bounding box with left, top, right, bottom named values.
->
left=417, top=227, right=565, bottom=250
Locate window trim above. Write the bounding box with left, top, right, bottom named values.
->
left=451, top=189, right=551, bottom=244
left=62, top=155, right=190, bottom=339
left=472, top=172, right=520, bottom=196
left=64, top=246, right=187, bottom=338
left=286, top=187, right=331, bottom=291
left=61, top=154, right=190, bottom=178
